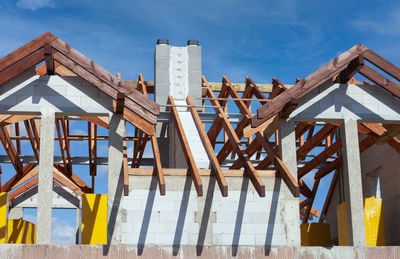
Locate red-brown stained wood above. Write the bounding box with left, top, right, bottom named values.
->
left=297, top=139, right=342, bottom=179
left=49, top=38, right=159, bottom=116
left=169, top=96, right=203, bottom=196
left=187, top=96, right=228, bottom=197
left=203, top=77, right=265, bottom=197
left=319, top=170, right=338, bottom=223
left=0, top=32, right=56, bottom=72
left=359, top=65, right=400, bottom=99
left=256, top=132, right=299, bottom=197
left=364, top=49, right=400, bottom=82
left=0, top=47, right=45, bottom=86
left=253, top=44, right=369, bottom=127
left=150, top=134, right=166, bottom=195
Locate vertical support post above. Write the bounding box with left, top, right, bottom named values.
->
left=340, top=119, right=366, bottom=246
left=36, top=111, right=55, bottom=244
left=107, top=113, right=124, bottom=245
left=278, top=118, right=300, bottom=246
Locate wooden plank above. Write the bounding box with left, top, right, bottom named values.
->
left=255, top=132, right=299, bottom=197
left=169, top=96, right=203, bottom=196
left=297, top=139, right=342, bottom=179
left=187, top=96, right=228, bottom=197
left=49, top=38, right=159, bottom=116
left=54, top=165, right=92, bottom=193
left=364, top=49, right=400, bottom=82
left=362, top=123, right=400, bottom=153
left=44, top=43, right=55, bottom=75
left=319, top=170, right=339, bottom=223
left=297, top=124, right=337, bottom=161
left=52, top=49, right=158, bottom=127
left=129, top=168, right=276, bottom=177
left=10, top=167, right=39, bottom=190
left=0, top=47, right=45, bottom=86
left=253, top=44, right=369, bottom=127
left=0, top=126, right=24, bottom=174
left=0, top=32, right=56, bottom=72
left=230, top=137, right=262, bottom=169
left=150, top=134, right=166, bottom=195
left=24, top=120, right=40, bottom=162
left=8, top=177, right=39, bottom=201
left=203, top=77, right=265, bottom=197
left=359, top=65, right=400, bottom=99
left=314, top=135, right=376, bottom=179
left=53, top=167, right=84, bottom=196
left=79, top=116, right=108, bottom=129
left=123, top=107, right=155, bottom=136
left=375, top=125, right=400, bottom=145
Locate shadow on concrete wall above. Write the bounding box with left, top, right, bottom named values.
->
left=232, top=177, right=249, bottom=256
left=137, top=175, right=158, bottom=255
left=196, top=175, right=216, bottom=255
left=173, top=175, right=192, bottom=255
left=265, top=177, right=281, bottom=256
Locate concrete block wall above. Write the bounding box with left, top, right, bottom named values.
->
left=0, top=69, right=113, bottom=115
left=121, top=175, right=294, bottom=247
left=290, top=83, right=400, bottom=122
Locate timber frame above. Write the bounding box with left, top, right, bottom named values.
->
left=1, top=34, right=400, bottom=223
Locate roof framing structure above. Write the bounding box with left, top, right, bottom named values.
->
left=2, top=34, right=400, bottom=223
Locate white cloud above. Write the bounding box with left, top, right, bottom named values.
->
left=16, top=0, right=55, bottom=11
left=51, top=216, right=76, bottom=244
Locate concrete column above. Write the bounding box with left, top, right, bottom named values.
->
left=107, top=113, right=124, bottom=245
left=340, top=119, right=366, bottom=246
left=278, top=118, right=300, bottom=246
left=36, top=111, right=55, bottom=244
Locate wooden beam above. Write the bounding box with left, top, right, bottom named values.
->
left=359, top=65, right=400, bottom=99
left=297, top=139, right=342, bottom=179
left=0, top=32, right=56, bottom=72
left=150, top=134, right=166, bottom=195
left=255, top=132, right=299, bottom=197
left=169, top=96, right=203, bottom=196
left=129, top=168, right=276, bottom=177
left=364, top=49, right=400, bottom=82
left=50, top=38, right=159, bottom=116
left=0, top=47, right=45, bottom=86
left=187, top=96, right=228, bottom=197
left=203, top=77, right=265, bottom=197
left=253, top=45, right=368, bottom=127
left=44, top=43, right=55, bottom=75
left=319, top=170, right=339, bottom=223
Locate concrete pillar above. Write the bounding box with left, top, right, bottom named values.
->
left=107, top=113, right=124, bottom=245
left=340, top=119, right=366, bottom=246
left=278, top=118, right=300, bottom=246
left=36, top=111, right=55, bottom=244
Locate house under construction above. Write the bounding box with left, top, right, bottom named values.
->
left=0, top=32, right=398, bottom=258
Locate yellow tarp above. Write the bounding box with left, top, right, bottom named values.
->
left=364, top=197, right=385, bottom=246
left=301, top=222, right=331, bottom=246
left=337, top=202, right=350, bottom=246
left=337, top=197, right=385, bottom=246
left=81, top=193, right=107, bottom=245
left=7, top=219, right=36, bottom=244
left=0, top=193, right=7, bottom=243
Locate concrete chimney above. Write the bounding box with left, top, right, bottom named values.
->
left=154, top=40, right=208, bottom=169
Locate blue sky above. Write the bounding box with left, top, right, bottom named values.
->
left=0, top=0, right=397, bottom=244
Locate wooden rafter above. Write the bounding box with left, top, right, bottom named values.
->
left=169, top=96, right=203, bottom=196
left=187, top=96, right=228, bottom=197
left=203, top=76, right=265, bottom=197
